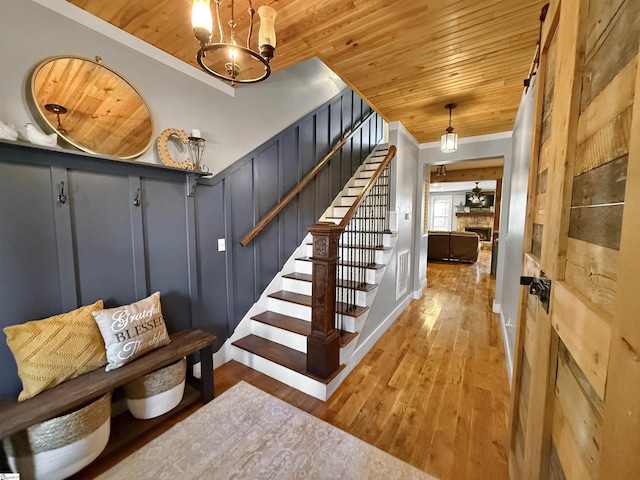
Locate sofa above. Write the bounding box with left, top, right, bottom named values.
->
left=427, top=230, right=481, bottom=262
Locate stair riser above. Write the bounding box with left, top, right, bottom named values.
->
left=339, top=196, right=357, bottom=206
left=305, top=244, right=385, bottom=263
left=251, top=320, right=307, bottom=353
left=282, top=277, right=312, bottom=296
left=295, top=260, right=380, bottom=284
left=267, top=297, right=311, bottom=321
left=338, top=310, right=369, bottom=333
left=347, top=187, right=364, bottom=196
left=230, top=347, right=327, bottom=400
left=333, top=204, right=388, bottom=218
left=357, top=169, right=375, bottom=179
left=340, top=232, right=393, bottom=248
left=343, top=221, right=390, bottom=233
left=352, top=178, right=369, bottom=188
left=332, top=206, right=349, bottom=217
left=281, top=277, right=370, bottom=307
left=329, top=217, right=389, bottom=232
left=337, top=266, right=380, bottom=285
left=295, top=259, right=313, bottom=275
left=336, top=288, right=373, bottom=307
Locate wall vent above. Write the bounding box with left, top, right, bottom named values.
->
left=396, top=249, right=410, bottom=300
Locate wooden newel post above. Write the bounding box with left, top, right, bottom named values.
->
left=307, top=222, right=343, bottom=378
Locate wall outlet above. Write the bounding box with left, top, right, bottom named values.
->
left=218, top=238, right=226, bottom=252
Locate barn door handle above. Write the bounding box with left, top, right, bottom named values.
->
left=520, top=275, right=551, bottom=313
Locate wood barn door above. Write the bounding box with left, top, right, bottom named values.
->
left=509, top=0, right=640, bottom=479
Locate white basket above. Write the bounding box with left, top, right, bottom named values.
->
left=2, top=392, right=111, bottom=480
left=124, top=357, right=186, bottom=420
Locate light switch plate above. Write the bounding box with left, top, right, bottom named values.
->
left=218, top=238, right=226, bottom=252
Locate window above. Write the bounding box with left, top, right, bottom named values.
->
left=430, top=195, right=453, bottom=231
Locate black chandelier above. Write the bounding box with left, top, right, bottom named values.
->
left=469, top=182, right=486, bottom=204
left=192, top=0, right=277, bottom=85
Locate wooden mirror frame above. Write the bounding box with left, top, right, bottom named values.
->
left=30, top=56, right=154, bottom=159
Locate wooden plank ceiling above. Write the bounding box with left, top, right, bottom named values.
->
left=68, top=0, right=547, bottom=143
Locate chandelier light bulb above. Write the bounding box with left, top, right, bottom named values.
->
left=258, top=5, right=277, bottom=58
left=192, top=0, right=213, bottom=45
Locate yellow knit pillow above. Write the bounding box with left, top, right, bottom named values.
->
left=4, top=300, right=107, bottom=401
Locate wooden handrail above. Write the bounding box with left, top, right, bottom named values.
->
left=338, top=145, right=396, bottom=229
left=240, top=110, right=377, bottom=247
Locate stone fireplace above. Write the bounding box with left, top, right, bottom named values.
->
left=465, top=226, right=492, bottom=241
left=455, top=211, right=494, bottom=242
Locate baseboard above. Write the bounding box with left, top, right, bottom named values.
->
left=499, top=309, right=514, bottom=387
left=492, top=299, right=501, bottom=314
left=190, top=340, right=233, bottom=384
left=326, top=293, right=413, bottom=399
left=213, top=342, right=229, bottom=368
left=413, top=279, right=427, bottom=299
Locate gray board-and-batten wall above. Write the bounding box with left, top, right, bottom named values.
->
left=0, top=89, right=384, bottom=400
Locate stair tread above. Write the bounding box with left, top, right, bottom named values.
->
left=232, top=335, right=344, bottom=384
left=338, top=279, right=378, bottom=292
left=269, top=290, right=370, bottom=317
left=336, top=302, right=369, bottom=317
left=282, top=272, right=313, bottom=282
left=339, top=260, right=386, bottom=270
left=283, top=271, right=377, bottom=291
left=340, top=330, right=359, bottom=347
left=252, top=311, right=360, bottom=347
left=295, top=257, right=386, bottom=270
left=268, top=290, right=311, bottom=306
left=252, top=311, right=310, bottom=336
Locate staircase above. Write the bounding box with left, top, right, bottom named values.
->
left=228, top=144, right=396, bottom=400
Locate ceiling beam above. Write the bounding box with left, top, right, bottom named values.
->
left=431, top=166, right=504, bottom=183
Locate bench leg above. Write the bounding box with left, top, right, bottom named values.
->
left=200, top=344, right=214, bottom=403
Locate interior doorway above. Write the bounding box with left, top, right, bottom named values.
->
left=425, top=157, right=504, bottom=278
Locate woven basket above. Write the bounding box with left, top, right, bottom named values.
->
left=2, top=392, right=111, bottom=480
left=124, top=357, right=186, bottom=420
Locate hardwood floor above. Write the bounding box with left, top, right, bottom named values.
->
left=78, top=250, right=511, bottom=479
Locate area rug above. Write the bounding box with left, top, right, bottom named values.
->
left=97, top=381, right=437, bottom=479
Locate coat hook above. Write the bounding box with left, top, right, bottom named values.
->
left=133, top=188, right=141, bottom=207
left=58, top=181, right=67, bottom=204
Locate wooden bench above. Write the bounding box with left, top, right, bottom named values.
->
left=0, top=328, right=216, bottom=442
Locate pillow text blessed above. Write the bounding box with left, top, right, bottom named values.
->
left=92, top=292, right=170, bottom=371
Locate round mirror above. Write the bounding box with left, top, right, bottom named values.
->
left=31, top=56, right=154, bottom=159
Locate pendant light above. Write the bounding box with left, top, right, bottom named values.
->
left=440, top=103, right=458, bottom=153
